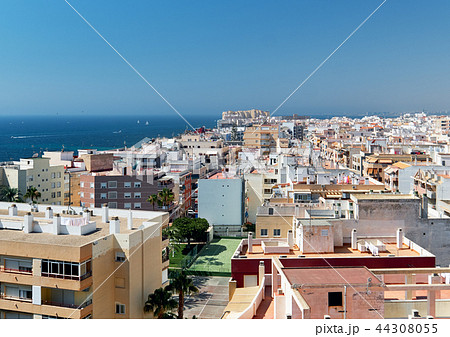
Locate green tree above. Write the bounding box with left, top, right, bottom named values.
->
left=24, top=186, right=41, bottom=203
left=158, top=188, right=175, bottom=209
left=144, top=287, right=177, bottom=319
left=147, top=194, right=159, bottom=210
left=0, top=187, right=21, bottom=202
left=167, top=271, right=199, bottom=319
left=171, top=217, right=209, bottom=246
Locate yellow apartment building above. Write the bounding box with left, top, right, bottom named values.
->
left=0, top=202, right=169, bottom=319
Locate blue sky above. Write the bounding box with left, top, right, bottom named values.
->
left=0, top=0, right=449, bottom=117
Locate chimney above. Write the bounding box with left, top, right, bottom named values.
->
left=351, top=229, right=357, bottom=250
left=396, top=228, right=403, bottom=249
left=8, top=204, right=17, bottom=216
left=307, top=176, right=310, bottom=184
left=365, top=177, right=369, bottom=185
left=23, top=212, right=33, bottom=233
left=45, top=207, right=53, bottom=219
left=110, top=216, right=120, bottom=234
left=51, top=214, right=61, bottom=235
left=127, top=209, right=133, bottom=230
left=258, top=261, right=265, bottom=289
left=102, top=203, right=109, bottom=223
left=248, top=232, right=253, bottom=254
left=287, top=230, right=294, bottom=249
left=421, top=194, right=428, bottom=219
left=83, top=209, right=91, bottom=222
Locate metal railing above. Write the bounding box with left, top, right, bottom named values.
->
left=0, top=266, right=32, bottom=275
left=42, top=298, right=92, bottom=310
left=41, top=270, right=92, bottom=281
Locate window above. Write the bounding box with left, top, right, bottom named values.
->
left=108, top=202, right=118, bottom=208
left=124, top=192, right=131, bottom=199
left=273, top=229, right=281, bottom=237
left=124, top=182, right=131, bottom=188
left=108, top=181, right=117, bottom=188
left=90, top=182, right=94, bottom=188
left=80, top=192, right=84, bottom=198
left=134, top=182, right=141, bottom=188
left=321, top=229, right=328, bottom=237
left=80, top=182, right=84, bottom=188
left=101, top=193, right=107, bottom=199
left=124, top=203, right=131, bottom=209
left=328, top=292, right=343, bottom=306
left=100, top=182, right=107, bottom=189
left=115, top=303, right=125, bottom=315
left=134, top=202, right=141, bottom=209
left=57, top=182, right=61, bottom=188
left=51, top=172, right=55, bottom=179
left=260, top=229, right=268, bottom=237
left=90, top=193, right=94, bottom=199
left=57, top=172, right=61, bottom=178
left=268, top=208, right=274, bottom=215
left=51, top=182, right=55, bottom=188
left=115, top=252, right=126, bottom=262
left=134, top=192, right=141, bottom=199
left=57, top=191, right=61, bottom=197
left=41, top=259, right=91, bottom=280
left=108, top=191, right=118, bottom=199
left=51, top=192, right=56, bottom=198
left=28, top=175, right=33, bottom=182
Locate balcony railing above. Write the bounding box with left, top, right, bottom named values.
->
left=0, top=266, right=33, bottom=275
left=41, top=270, right=92, bottom=281
left=42, top=298, right=92, bottom=309
left=0, top=293, right=32, bottom=303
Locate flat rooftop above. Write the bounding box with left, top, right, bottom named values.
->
left=283, top=266, right=382, bottom=287
left=0, top=209, right=166, bottom=247
left=240, top=242, right=421, bottom=259
left=351, top=194, right=417, bottom=201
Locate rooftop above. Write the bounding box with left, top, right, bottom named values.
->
left=0, top=207, right=166, bottom=247
left=239, top=239, right=422, bottom=259
left=351, top=194, right=417, bottom=201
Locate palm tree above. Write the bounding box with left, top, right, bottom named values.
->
left=0, top=187, right=20, bottom=202
left=144, top=287, right=177, bottom=319
left=24, top=186, right=41, bottom=203
left=158, top=188, right=175, bottom=210
left=167, top=271, right=199, bottom=319
left=147, top=194, right=159, bottom=210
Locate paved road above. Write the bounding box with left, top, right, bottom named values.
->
left=181, top=276, right=229, bottom=319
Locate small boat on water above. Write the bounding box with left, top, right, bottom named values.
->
left=145, top=121, right=149, bottom=125
left=137, top=120, right=140, bottom=124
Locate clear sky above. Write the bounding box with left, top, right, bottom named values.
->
left=1, top=0, right=449, bottom=118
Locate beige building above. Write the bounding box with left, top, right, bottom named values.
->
left=0, top=158, right=65, bottom=205
left=243, top=125, right=279, bottom=155
left=0, top=202, right=169, bottom=319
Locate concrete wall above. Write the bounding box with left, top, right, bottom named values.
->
left=198, top=177, right=244, bottom=227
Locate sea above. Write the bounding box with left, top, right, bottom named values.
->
left=0, top=114, right=217, bottom=162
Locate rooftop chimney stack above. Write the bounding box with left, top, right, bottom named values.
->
left=23, top=212, right=33, bottom=233
left=365, top=177, right=369, bottom=185
left=127, top=210, right=133, bottom=230
left=8, top=204, right=17, bottom=217
left=351, top=229, right=357, bottom=250
left=421, top=194, right=428, bottom=219
left=110, top=216, right=120, bottom=234
left=51, top=214, right=61, bottom=235
left=287, top=230, right=294, bottom=249
left=248, top=232, right=253, bottom=254
left=45, top=207, right=53, bottom=219
left=83, top=209, right=91, bottom=222
left=102, top=203, right=109, bottom=223
left=396, top=228, right=403, bottom=249
left=258, top=261, right=265, bottom=291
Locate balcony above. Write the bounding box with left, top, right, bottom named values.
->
left=41, top=270, right=92, bottom=282
left=0, top=266, right=32, bottom=275
left=42, top=298, right=92, bottom=310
